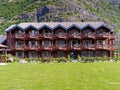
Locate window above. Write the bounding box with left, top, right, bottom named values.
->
left=29, top=41, right=38, bottom=47
left=15, top=30, right=24, bottom=37
left=97, top=29, right=103, bottom=35
left=29, top=30, right=37, bottom=36
left=57, top=51, right=64, bottom=57
left=55, top=40, right=65, bottom=46
left=42, top=40, right=52, bottom=47
left=29, top=52, right=37, bottom=58
left=15, top=41, right=24, bottom=48
left=16, top=52, right=24, bottom=58
left=81, top=51, right=94, bottom=57
left=42, top=51, right=51, bottom=57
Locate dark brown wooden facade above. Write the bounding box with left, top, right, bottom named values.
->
left=5, top=22, right=117, bottom=58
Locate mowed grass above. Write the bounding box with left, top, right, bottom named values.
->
left=0, top=62, right=120, bottom=90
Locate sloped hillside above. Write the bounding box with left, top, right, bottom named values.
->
left=0, top=0, right=120, bottom=34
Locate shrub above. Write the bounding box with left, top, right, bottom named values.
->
left=81, top=56, right=87, bottom=62
left=50, top=57, right=55, bottom=62
left=7, top=54, right=19, bottom=62
left=113, top=56, right=120, bottom=62
left=67, top=54, right=72, bottom=62
left=78, top=54, right=81, bottom=62
left=106, top=57, right=111, bottom=61
left=25, top=58, right=32, bottom=62
left=40, top=58, right=51, bottom=63
left=94, top=57, right=102, bottom=62
left=55, top=57, right=67, bottom=63
left=13, top=56, right=19, bottom=62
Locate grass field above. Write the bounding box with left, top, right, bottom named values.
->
left=0, top=62, right=120, bottom=90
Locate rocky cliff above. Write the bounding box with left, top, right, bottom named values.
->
left=0, top=0, right=120, bottom=34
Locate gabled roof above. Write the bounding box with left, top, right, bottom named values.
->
left=0, top=35, right=7, bottom=44
left=5, top=22, right=114, bottom=32
left=0, top=44, right=7, bottom=48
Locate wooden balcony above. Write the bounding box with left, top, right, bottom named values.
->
left=82, top=33, right=95, bottom=39
left=25, top=45, right=38, bottom=51
left=53, top=33, right=67, bottom=39
left=96, top=45, right=110, bottom=50
left=26, top=34, right=38, bottom=40
left=40, top=45, right=53, bottom=50
left=109, top=35, right=115, bottom=39
left=96, top=32, right=110, bottom=39
left=11, top=46, right=24, bottom=51
left=13, top=34, right=24, bottom=40
left=67, top=33, right=81, bottom=39
left=82, top=44, right=95, bottom=50
left=40, top=33, right=53, bottom=40
left=68, top=44, right=81, bottom=51
left=53, top=45, right=67, bottom=51
left=110, top=45, right=118, bottom=51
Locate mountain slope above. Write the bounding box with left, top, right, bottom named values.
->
left=0, top=0, right=120, bottom=34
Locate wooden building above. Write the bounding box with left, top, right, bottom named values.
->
left=5, top=22, right=117, bottom=59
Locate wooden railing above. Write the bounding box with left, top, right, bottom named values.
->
left=82, top=44, right=95, bottom=50
left=26, top=45, right=38, bottom=50
left=67, top=33, right=81, bottom=39
left=82, top=33, right=95, bottom=38
left=26, top=34, right=38, bottom=39
left=39, top=33, right=53, bottom=39
left=96, top=44, right=110, bottom=50
left=13, top=34, right=24, bottom=39
left=96, top=32, right=110, bottom=38
left=10, top=44, right=117, bottom=51
left=11, top=45, right=24, bottom=50
left=54, top=33, right=67, bottom=38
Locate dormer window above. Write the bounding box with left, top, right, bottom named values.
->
left=69, top=29, right=79, bottom=34
left=56, top=29, right=66, bottom=36
left=57, top=29, right=63, bottom=34
left=97, top=29, right=103, bottom=35
left=83, top=29, right=88, bottom=35
left=29, top=30, right=37, bottom=36
left=15, top=30, right=24, bottom=37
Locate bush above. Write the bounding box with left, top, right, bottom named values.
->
left=25, top=58, right=32, bottom=62
left=7, top=54, right=19, bottom=62
left=113, top=56, right=120, bottom=62
left=40, top=58, right=51, bottom=63
left=67, top=54, right=72, bottom=62
left=78, top=54, right=81, bottom=62
left=55, top=57, right=67, bottom=63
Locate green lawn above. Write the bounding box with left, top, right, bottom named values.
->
left=0, top=62, right=120, bottom=90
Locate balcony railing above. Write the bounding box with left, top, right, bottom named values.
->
left=82, top=33, right=95, bottom=38
left=82, top=44, right=95, bottom=50
left=26, top=34, right=38, bottom=39
left=96, top=44, right=110, bottom=50
left=68, top=44, right=81, bottom=50
left=41, top=45, right=53, bottom=50
left=26, top=45, right=38, bottom=50
left=40, top=33, right=53, bottom=39
left=110, top=34, right=115, bottom=39
left=67, top=33, right=81, bottom=39
left=110, top=45, right=118, bottom=50
left=54, top=44, right=67, bottom=50
left=96, top=32, right=110, bottom=38
left=14, top=34, right=24, bottom=39
left=11, top=45, right=24, bottom=50
left=54, top=33, right=67, bottom=39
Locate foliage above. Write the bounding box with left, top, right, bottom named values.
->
left=54, top=57, right=67, bottom=63
left=7, top=54, right=19, bottom=62
left=113, top=56, right=120, bottom=62
left=67, top=54, right=72, bottom=62
left=0, top=0, right=119, bottom=34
